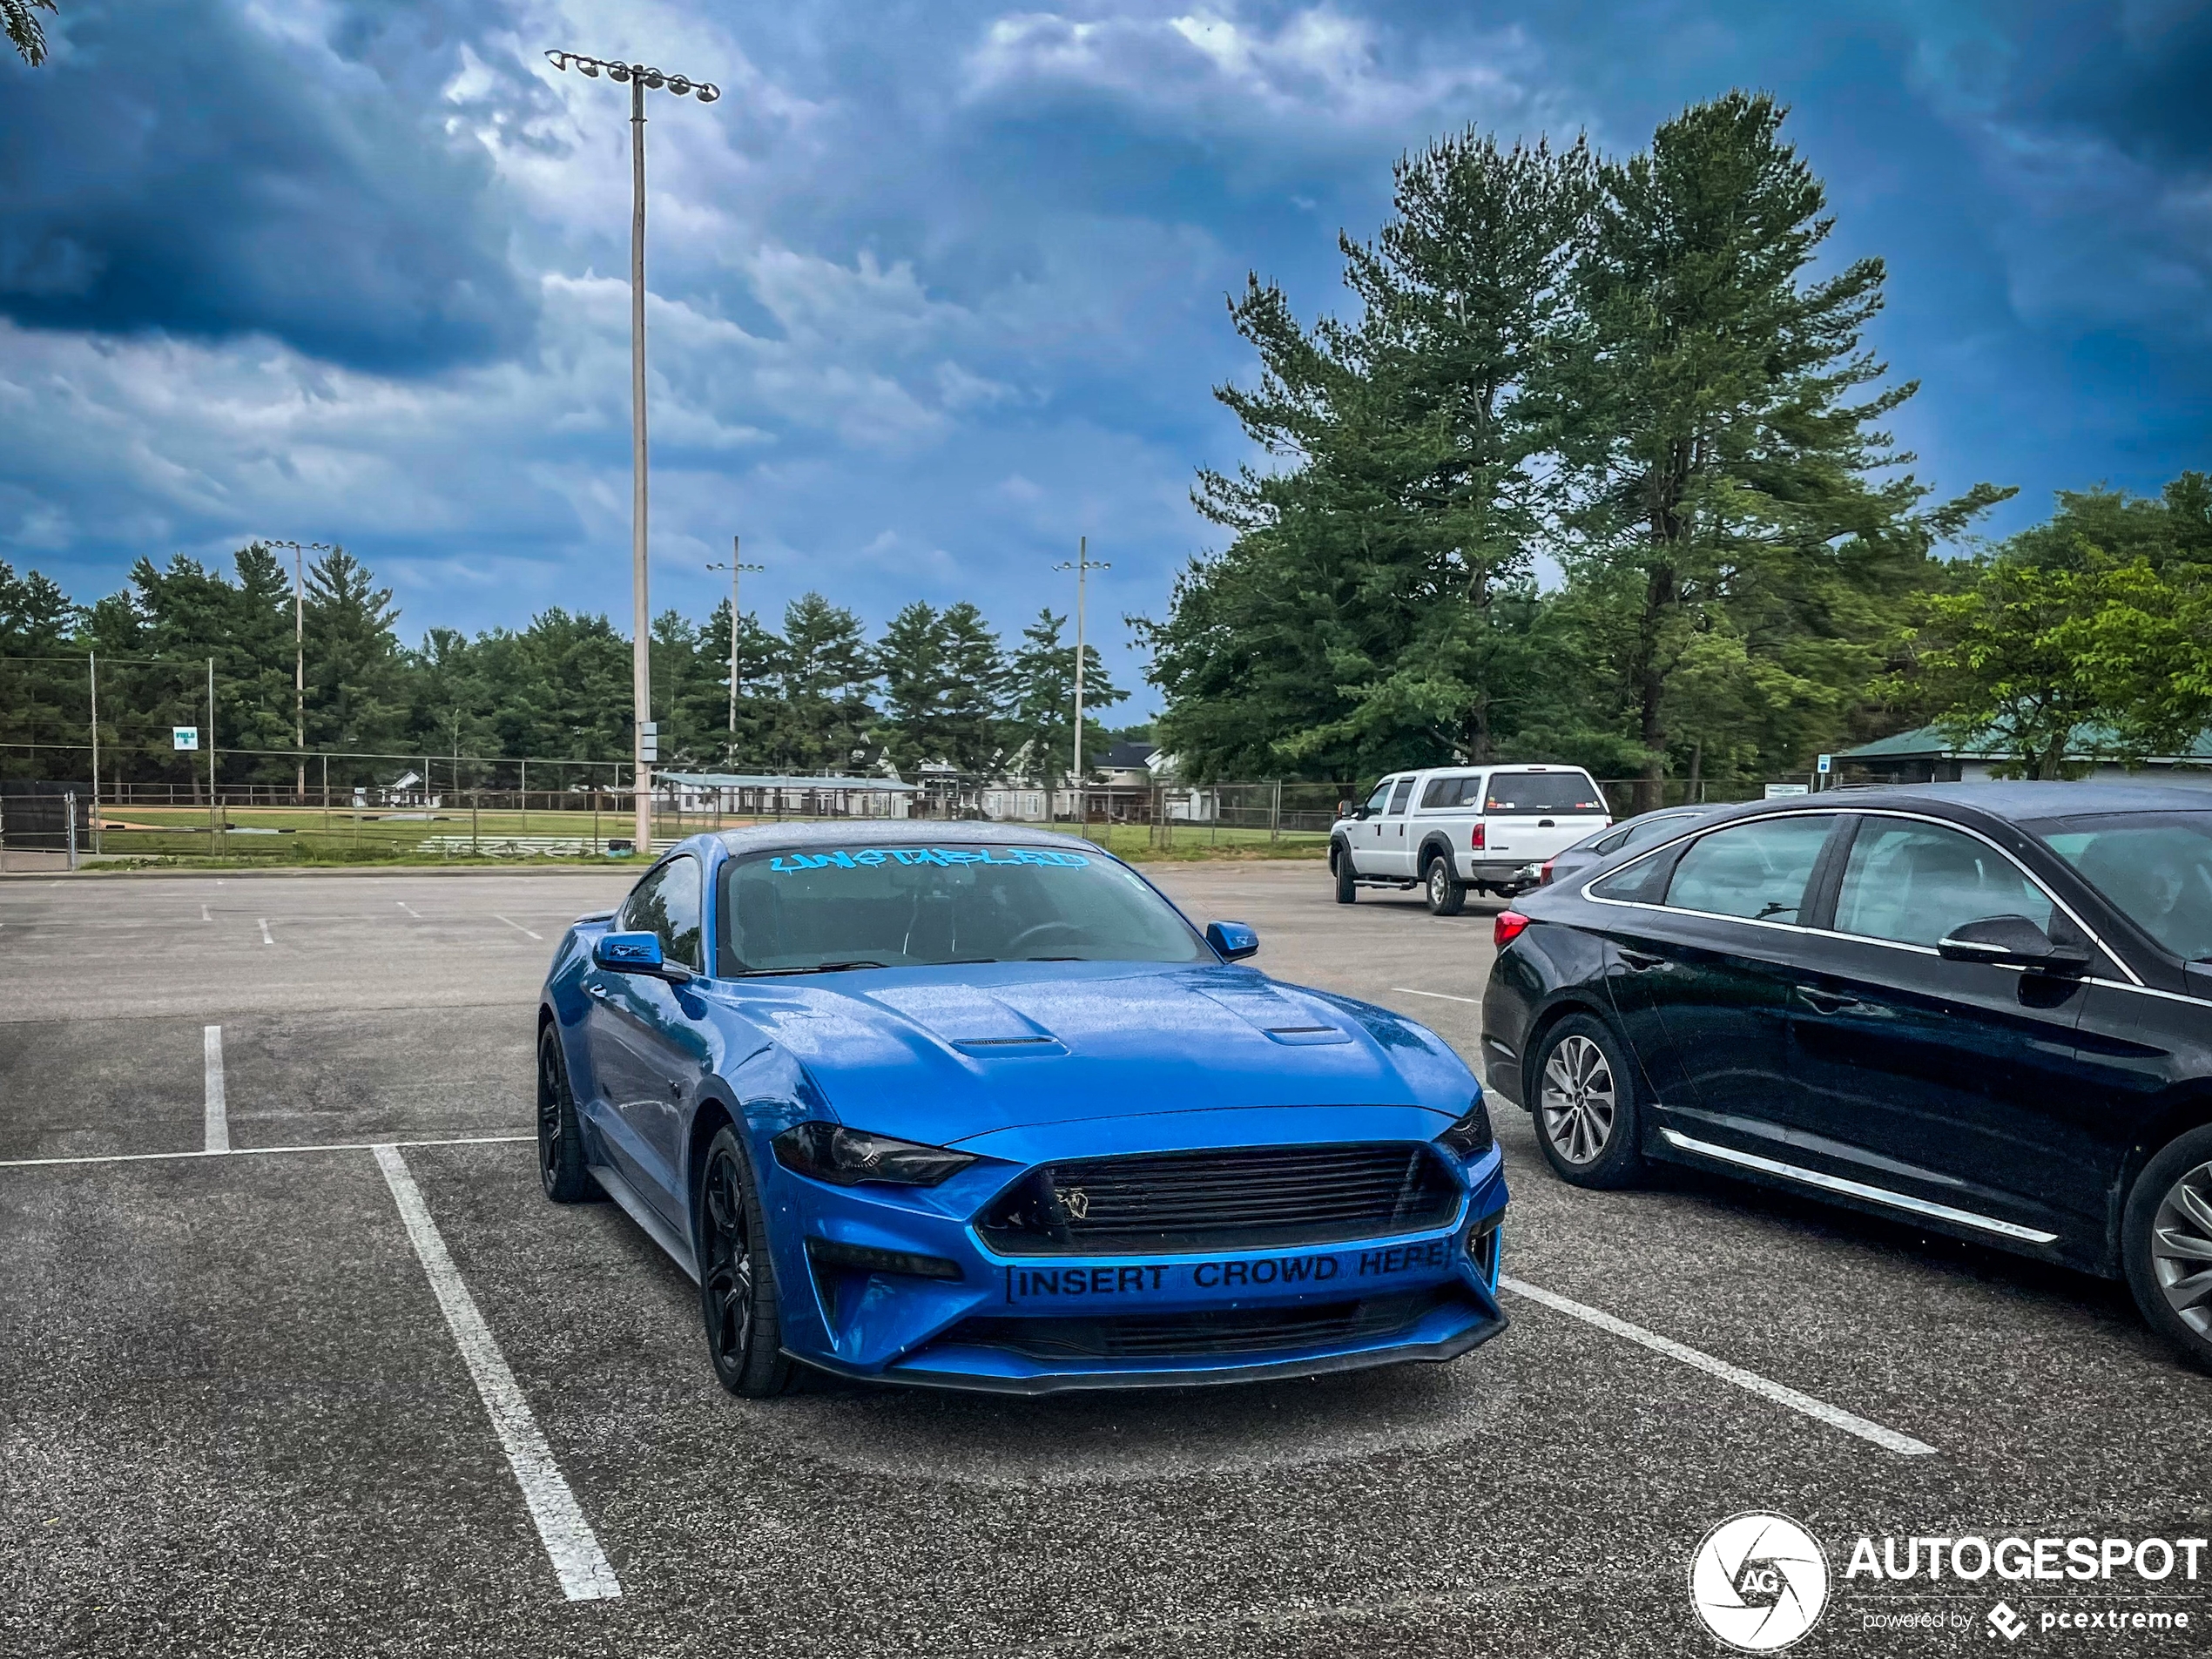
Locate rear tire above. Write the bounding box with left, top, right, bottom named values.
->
left=1529, top=1014, right=1646, bottom=1190
left=2123, top=1124, right=2212, bottom=1374
left=1424, top=853, right=1467, bottom=917
left=696, top=1125, right=799, bottom=1398
left=536, top=1023, right=600, bottom=1204
left=1332, top=846, right=1358, bottom=904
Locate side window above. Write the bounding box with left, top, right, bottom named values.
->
left=1362, top=780, right=1394, bottom=816
left=620, top=855, right=704, bottom=969
left=1388, top=777, right=1416, bottom=814
left=1834, top=820, right=2054, bottom=948
left=1664, top=816, right=1837, bottom=924
left=1622, top=813, right=1689, bottom=851
left=1420, top=774, right=1479, bottom=809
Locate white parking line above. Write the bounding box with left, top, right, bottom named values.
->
left=1392, top=987, right=1480, bottom=1005
left=1497, top=1275, right=1936, bottom=1457
left=0, top=1133, right=533, bottom=1170
left=494, top=914, right=543, bottom=941
left=200, top=904, right=212, bottom=921
left=257, top=918, right=273, bottom=946
left=397, top=902, right=423, bottom=920
left=373, top=1144, right=621, bottom=1602
left=203, top=1025, right=229, bottom=1152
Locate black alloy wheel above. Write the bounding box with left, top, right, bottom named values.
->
left=536, top=1023, right=600, bottom=1203
left=2123, top=1123, right=2212, bottom=1373
left=1530, top=1013, right=1647, bottom=1190
left=1333, top=846, right=1358, bottom=904
left=697, top=1125, right=798, bottom=1397
left=1425, top=853, right=1467, bottom=917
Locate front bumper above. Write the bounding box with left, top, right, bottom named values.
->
left=765, top=1115, right=1510, bottom=1394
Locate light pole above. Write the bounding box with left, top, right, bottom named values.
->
left=545, top=49, right=720, bottom=854
left=269, top=540, right=330, bottom=800
left=705, top=536, right=764, bottom=765
left=1052, top=536, right=1109, bottom=824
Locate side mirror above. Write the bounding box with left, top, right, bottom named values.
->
left=1207, top=920, right=1260, bottom=961
left=1936, top=914, right=2091, bottom=976
left=593, top=930, right=694, bottom=982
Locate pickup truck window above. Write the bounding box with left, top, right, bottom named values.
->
left=1484, top=771, right=1606, bottom=815
left=1420, top=774, right=1480, bottom=809
left=1387, top=778, right=1416, bottom=813
left=1360, top=780, right=1393, bottom=816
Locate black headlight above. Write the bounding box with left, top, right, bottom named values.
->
left=772, top=1122, right=976, bottom=1187
left=1438, top=1096, right=1494, bottom=1160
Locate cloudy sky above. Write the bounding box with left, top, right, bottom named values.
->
left=3, top=0, right=2207, bottom=715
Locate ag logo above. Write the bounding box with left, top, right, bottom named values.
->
left=1689, top=1513, right=1830, bottom=1651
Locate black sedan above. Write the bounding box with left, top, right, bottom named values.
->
left=1480, top=784, right=2212, bottom=1369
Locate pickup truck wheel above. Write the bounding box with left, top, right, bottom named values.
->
left=1423, top=853, right=1467, bottom=917
left=1332, top=846, right=1357, bottom=904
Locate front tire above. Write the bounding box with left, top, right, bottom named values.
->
left=536, top=1023, right=600, bottom=1203
left=1424, top=853, right=1467, bottom=917
left=696, top=1125, right=799, bottom=1397
left=2123, top=1124, right=2212, bottom=1373
left=1530, top=1014, right=1646, bottom=1189
left=1333, top=845, right=1358, bottom=904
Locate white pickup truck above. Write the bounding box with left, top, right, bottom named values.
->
left=1328, top=765, right=1614, bottom=915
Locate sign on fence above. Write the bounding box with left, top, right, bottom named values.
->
left=172, top=727, right=200, bottom=752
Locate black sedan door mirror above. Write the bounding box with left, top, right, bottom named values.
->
left=1936, top=915, right=2091, bottom=976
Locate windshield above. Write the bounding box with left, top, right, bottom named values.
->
left=716, top=843, right=1208, bottom=973
left=2037, top=812, right=2212, bottom=962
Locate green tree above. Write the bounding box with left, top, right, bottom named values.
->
left=1005, top=608, right=1125, bottom=789
left=875, top=601, right=954, bottom=776
left=303, top=547, right=408, bottom=777
left=1555, top=91, right=2007, bottom=808
left=696, top=599, right=785, bottom=770
left=1154, top=132, right=1594, bottom=780
left=5, top=0, right=56, bottom=66
left=939, top=601, right=1008, bottom=776
left=772, top=593, right=875, bottom=772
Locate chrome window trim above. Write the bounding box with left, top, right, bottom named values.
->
left=2083, top=976, right=2212, bottom=1010
left=1578, top=806, right=2142, bottom=986
left=1658, top=1129, right=2060, bottom=1244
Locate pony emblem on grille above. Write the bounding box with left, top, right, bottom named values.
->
left=1058, top=1187, right=1090, bottom=1220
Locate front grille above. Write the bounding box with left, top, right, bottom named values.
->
left=974, top=1142, right=1460, bottom=1256
left=948, top=1289, right=1457, bottom=1361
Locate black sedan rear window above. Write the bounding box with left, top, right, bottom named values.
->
left=2039, top=813, right=2212, bottom=962
left=717, top=845, right=1207, bottom=973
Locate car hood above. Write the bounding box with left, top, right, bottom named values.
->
left=698, top=960, right=1474, bottom=1145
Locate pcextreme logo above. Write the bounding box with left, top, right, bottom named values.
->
left=1689, top=1512, right=1831, bottom=1651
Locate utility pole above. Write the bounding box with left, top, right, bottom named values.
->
left=270, top=541, right=329, bottom=800
left=87, top=653, right=98, bottom=856
left=706, top=536, right=764, bottom=765
left=546, top=50, right=720, bottom=857
left=1053, top=536, right=1108, bottom=825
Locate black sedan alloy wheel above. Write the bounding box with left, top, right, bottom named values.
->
left=697, top=1126, right=797, bottom=1397
left=2126, top=1124, right=2212, bottom=1372
left=1530, top=1014, right=1646, bottom=1190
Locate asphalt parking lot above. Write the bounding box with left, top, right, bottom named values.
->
left=3, top=861, right=2207, bottom=1656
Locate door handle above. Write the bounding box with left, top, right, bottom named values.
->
left=1795, top=985, right=1861, bottom=1015
left=584, top=982, right=609, bottom=999
left=1618, top=949, right=1668, bottom=970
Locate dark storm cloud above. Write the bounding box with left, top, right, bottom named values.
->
left=2006, top=2, right=2212, bottom=168
left=0, top=0, right=532, bottom=373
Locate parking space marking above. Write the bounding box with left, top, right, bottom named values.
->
left=373, top=1143, right=622, bottom=1603
left=203, top=1025, right=229, bottom=1152
left=0, top=1133, right=531, bottom=1170
left=200, top=903, right=211, bottom=921
left=1498, top=1275, right=1937, bottom=1457
left=398, top=901, right=423, bottom=920
left=493, top=914, right=543, bottom=941
left=1392, top=986, right=1480, bottom=1005
left=257, top=918, right=273, bottom=946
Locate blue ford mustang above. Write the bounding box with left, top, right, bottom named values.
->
left=536, top=823, right=1508, bottom=1395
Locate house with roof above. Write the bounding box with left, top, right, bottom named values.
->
left=1841, top=725, right=2212, bottom=792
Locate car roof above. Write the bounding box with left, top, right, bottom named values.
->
left=1818, top=782, right=2212, bottom=822
left=711, top=820, right=1101, bottom=855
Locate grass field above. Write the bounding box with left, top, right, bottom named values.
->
left=79, top=806, right=1328, bottom=867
